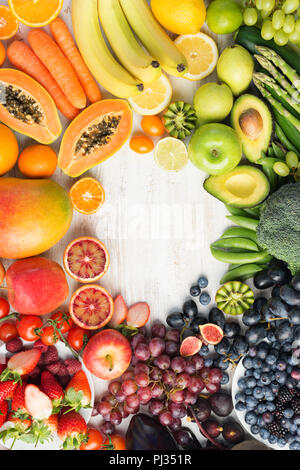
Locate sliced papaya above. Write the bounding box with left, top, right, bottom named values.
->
left=0, top=69, right=62, bottom=144
left=58, top=99, right=133, bottom=177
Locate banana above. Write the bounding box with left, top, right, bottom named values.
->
left=119, top=0, right=188, bottom=77
left=98, top=0, right=162, bottom=84
left=72, top=0, right=143, bottom=99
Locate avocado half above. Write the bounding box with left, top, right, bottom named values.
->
left=231, top=94, right=273, bottom=163
left=203, top=165, right=270, bottom=208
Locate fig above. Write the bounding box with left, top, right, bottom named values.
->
left=126, top=413, right=178, bottom=450
left=209, top=391, right=233, bottom=417
left=180, top=335, right=202, bottom=357
left=173, top=427, right=202, bottom=450
left=222, top=420, right=245, bottom=445
left=188, top=397, right=211, bottom=422
left=203, top=419, right=223, bottom=438
left=200, top=323, right=224, bottom=345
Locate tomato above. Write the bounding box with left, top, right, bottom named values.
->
left=103, top=434, right=126, bottom=450
left=40, top=325, right=59, bottom=346
left=80, top=428, right=103, bottom=450
left=0, top=321, right=18, bottom=342
left=141, top=116, right=165, bottom=137
left=17, top=315, right=43, bottom=342
left=67, top=327, right=90, bottom=351
left=129, top=135, right=154, bottom=154
left=0, top=297, right=9, bottom=319
left=50, top=311, right=73, bottom=334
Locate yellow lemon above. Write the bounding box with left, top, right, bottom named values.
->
left=151, top=0, right=206, bottom=35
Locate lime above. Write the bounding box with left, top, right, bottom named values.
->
left=206, top=0, right=243, bottom=34
left=155, top=137, right=188, bottom=172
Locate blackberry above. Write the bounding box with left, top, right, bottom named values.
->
left=267, top=420, right=288, bottom=438
left=291, top=397, right=300, bottom=414
left=277, top=386, right=294, bottom=404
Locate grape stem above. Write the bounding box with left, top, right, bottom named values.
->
left=187, top=406, right=226, bottom=450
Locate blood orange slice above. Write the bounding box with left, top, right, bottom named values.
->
left=69, top=284, right=114, bottom=330
left=63, top=237, right=110, bottom=283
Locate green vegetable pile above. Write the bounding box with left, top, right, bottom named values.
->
left=256, top=182, right=300, bottom=275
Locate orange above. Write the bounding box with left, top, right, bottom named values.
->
left=18, top=144, right=57, bottom=178
left=8, top=0, right=63, bottom=27
left=63, top=237, right=110, bottom=283
left=0, top=6, right=19, bottom=40
left=69, top=177, right=105, bottom=215
left=0, top=124, right=19, bottom=176
left=69, top=284, right=114, bottom=331
left=0, top=42, right=6, bottom=67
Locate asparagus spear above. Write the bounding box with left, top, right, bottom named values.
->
left=253, top=76, right=300, bottom=132
left=254, top=54, right=298, bottom=99
left=254, top=72, right=300, bottom=115
left=255, top=46, right=300, bottom=94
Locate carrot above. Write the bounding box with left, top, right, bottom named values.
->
left=28, top=29, right=86, bottom=110
left=7, top=41, right=79, bottom=121
left=50, top=17, right=102, bottom=104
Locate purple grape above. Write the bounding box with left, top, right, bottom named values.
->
left=150, top=366, right=162, bottom=381
left=134, top=362, right=150, bottom=375
left=165, top=341, right=179, bottom=356
left=151, top=322, right=166, bottom=338
left=109, top=410, right=122, bottom=426
left=168, top=402, right=187, bottom=419
left=130, top=332, right=147, bottom=349
left=154, top=354, right=171, bottom=370
left=171, top=356, right=186, bottom=373
left=165, top=329, right=180, bottom=343
left=149, top=399, right=165, bottom=416
left=100, top=421, right=115, bottom=435
left=159, top=410, right=173, bottom=426
left=137, top=386, right=152, bottom=404
left=149, top=337, right=165, bottom=357
left=168, top=417, right=182, bottom=431
left=134, top=342, right=150, bottom=361
left=175, top=372, right=191, bottom=389
left=162, top=369, right=176, bottom=386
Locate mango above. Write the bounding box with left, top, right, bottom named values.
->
left=0, top=178, right=73, bottom=259
left=6, top=257, right=69, bottom=315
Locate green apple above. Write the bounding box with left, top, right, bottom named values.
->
left=193, top=82, right=233, bottom=126
left=217, top=45, right=254, bottom=96
left=188, top=123, right=242, bottom=175
left=206, top=0, right=243, bottom=34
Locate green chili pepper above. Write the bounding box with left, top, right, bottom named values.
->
left=212, top=237, right=260, bottom=252
left=226, top=215, right=259, bottom=231
left=222, top=226, right=258, bottom=243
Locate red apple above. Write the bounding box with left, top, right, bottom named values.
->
left=82, top=329, right=132, bottom=380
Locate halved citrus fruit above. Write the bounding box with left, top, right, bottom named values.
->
left=69, top=177, right=105, bottom=215
left=154, top=137, right=188, bottom=172
left=70, top=284, right=114, bottom=330
left=0, top=6, right=19, bottom=40
left=8, top=0, right=63, bottom=27
left=174, top=32, right=218, bottom=81
left=64, top=237, right=110, bottom=283
left=128, top=74, right=172, bottom=116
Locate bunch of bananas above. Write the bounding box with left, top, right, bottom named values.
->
left=72, top=0, right=188, bottom=98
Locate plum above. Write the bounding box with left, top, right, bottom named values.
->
left=222, top=420, right=245, bottom=445
left=188, top=397, right=211, bottom=422
left=209, top=391, right=233, bottom=417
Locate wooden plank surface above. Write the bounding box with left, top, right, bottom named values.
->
left=0, top=0, right=245, bottom=448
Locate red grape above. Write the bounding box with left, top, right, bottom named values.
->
left=150, top=367, right=162, bottom=381
left=149, top=399, right=164, bottom=416
left=154, top=354, right=171, bottom=370
left=165, top=329, right=180, bottom=343
left=184, top=361, right=196, bottom=375
left=134, top=362, right=150, bottom=375
left=125, top=393, right=140, bottom=409
left=162, top=369, right=176, bottom=387
left=151, top=383, right=165, bottom=399
left=191, top=355, right=204, bottom=371
left=121, top=370, right=135, bottom=381
left=168, top=417, right=182, bottom=431
left=184, top=391, right=198, bottom=405
left=134, top=342, right=150, bottom=361
left=208, top=368, right=223, bottom=384
left=205, top=382, right=220, bottom=394
left=100, top=421, right=115, bottom=435
left=170, top=356, right=186, bottom=373
left=135, top=372, right=149, bottom=387
left=169, top=389, right=186, bottom=404
left=137, top=386, right=152, bottom=404
left=130, top=333, right=147, bottom=349
left=175, top=373, right=191, bottom=389
left=168, top=402, right=186, bottom=419
left=151, top=322, right=166, bottom=338
left=97, top=401, right=112, bottom=416
left=121, top=379, right=138, bottom=396
left=108, top=381, right=121, bottom=396
left=149, top=337, right=165, bottom=357
left=165, top=341, right=179, bottom=356
left=159, top=410, right=173, bottom=426
left=109, top=409, right=122, bottom=426
left=188, top=376, right=205, bottom=394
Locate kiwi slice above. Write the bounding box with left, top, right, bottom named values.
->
left=215, top=281, right=254, bottom=316
left=163, top=101, right=197, bottom=140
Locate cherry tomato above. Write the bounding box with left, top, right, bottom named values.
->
left=0, top=321, right=19, bottom=342
left=129, top=135, right=154, bottom=154
left=67, top=327, right=90, bottom=351
left=141, top=115, right=165, bottom=137
left=17, top=315, right=43, bottom=342
left=0, top=298, right=9, bottom=319
left=50, top=311, right=73, bottom=334
left=40, top=325, right=59, bottom=346
left=102, top=434, right=126, bottom=450
left=80, top=428, right=104, bottom=450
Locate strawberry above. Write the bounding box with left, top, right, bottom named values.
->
left=0, top=400, right=8, bottom=427
left=1, top=349, right=41, bottom=382
left=40, top=370, right=64, bottom=413
left=8, top=409, right=32, bottom=431
left=24, top=414, right=58, bottom=447
left=11, top=382, right=28, bottom=414
left=64, top=370, right=91, bottom=413
left=24, top=384, right=53, bottom=421
left=57, top=411, right=87, bottom=450
left=0, top=380, right=17, bottom=403
left=0, top=410, right=32, bottom=449
left=43, top=414, right=58, bottom=434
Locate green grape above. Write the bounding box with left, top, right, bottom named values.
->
left=282, top=0, right=299, bottom=14
left=273, top=161, right=290, bottom=176
left=286, top=151, right=299, bottom=168
left=263, top=0, right=275, bottom=10
left=297, top=6, right=300, bottom=15
left=261, top=8, right=272, bottom=17
left=289, top=29, right=300, bottom=42
left=272, top=9, right=286, bottom=29
left=274, top=28, right=289, bottom=44
left=256, top=0, right=264, bottom=10
left=261, top=18, right=275, bottom=38
left=283, top=14, right=295, bottom=32
left=295, top=19, right=300, bottom=34
left=244, top=7, right=259, bottom=25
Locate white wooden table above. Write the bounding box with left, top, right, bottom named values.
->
left=0, top=0, right=246, bottom=449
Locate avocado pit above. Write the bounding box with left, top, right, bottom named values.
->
left=239, top=108, right=263, bottom=141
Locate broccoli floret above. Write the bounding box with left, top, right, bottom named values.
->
left=257, top=182, right=300, bottom=275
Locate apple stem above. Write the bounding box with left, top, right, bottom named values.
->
left=187, top=406, right=225, bottom=450
left=105, top=354, right=113, bottom=371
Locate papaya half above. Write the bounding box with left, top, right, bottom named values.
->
left=0, top=69, right=62, bottom=144
left=58, top=99, right=132, bottom=177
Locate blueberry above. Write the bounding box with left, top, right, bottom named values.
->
left=257, top=402, right=267, bottom=414
left=245, top=387, right=253, bottom=395
left=274, top=370, right=287, bottom=385
left=235, top=401, right=246, bottom=411
left=253, top=357, right=263, bottom=368
left=257, top=341, right=270, bottom=359
left=265, top=350, right=278, bottom=365
left=253, top=386, right=265, bottom=399
left=198, top=344, right=209, bottom=357
left=266, top=329, right=276, bottom=343
left=260, top=372, right=272, bottom=385
left=246, top=377, right=257, bottom=388
left=283, top=408, right=294, bottom=419
left=265, top=401, right=276, bottom=412
left=281, top=341, right=293, bottom=352
left=277, top=437, right=288, bottom=447
left=237, top=377, right=247, bottom=390
left=220, top=372, right=229, bottom=385
left=248, top=346, right=257, bottom=357
left=245, top=410, right=258, bottom=425
left=250, top=424, right=260, bottom=435
left=264, top=389, right=275, bottom=401
left=190, top=285, right=201, bottom=297
left=199, top=292, right=211, bottom=306
left=276, top=359, right=287, bottom=371
left=270, top=381, right=280, bottom=395
left=268, top=434, right=278, bottom=445
left=253, top=369, right=261, bottom=380
left=289, top=440, right=300, bottom=450
left=293, top=415, right=300, bottom=426
left=242, top=356, right=253, bottom=369
left=281, top=417, right=292, bottom=429
left=198, top=276, right=208, bottom=288
left=244, top=369, right=253, bottom=377
left=235, top=391, right=246, bottom=402
left=204, top=358, right=213, bottom=368
left=259, top=427, right=270, bottom=440
left=245, top=396, right=258, bottom=409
